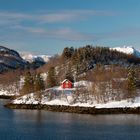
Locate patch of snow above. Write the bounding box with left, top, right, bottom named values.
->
left=13, top=93, right=38, bottom=104
left=56, top=86, right=76, bottom=91
left=95, top=97, right=140, bottom=108
left=0, top=76, right=24, bottom=96
left=74, top=80, right=92, bottom=87
left=95, top=100, right=132, bottom=108
left=111, top=46, right=134, bottom=54
left=41, top=73, right=47, bottom=81
left=12, top=92, right=140, bottom=109
left=42, top=99, right=70, bottom=106
left=110, top=46, right=140, bottom=58
left=0, top=89, right=17, bottom=96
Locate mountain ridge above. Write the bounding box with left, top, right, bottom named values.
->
left=111, top=46, right=140, bottom=58
left=20, top=53, right=51, bottom=63
left=0, top=46, right=27, bottom=73
left=0, top=46, right=49, bottom=73
left=0, top=45, right=140, bottom=73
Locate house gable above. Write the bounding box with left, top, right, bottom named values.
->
left=61, top=79, right=73, bottom=89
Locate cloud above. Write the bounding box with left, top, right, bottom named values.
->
left=51, top=27, right=140, bottom=41
left=0, top=10, right=117, bottom=41
left=6, top=24, right=140, bottom=42
left=0, top=12, right=32, bottom=27
left=0, top=9, right=116, bottom=26
left=12, top=25, right=96, bottom=41
left=38, top=10, right=116, bottom=23
left=12, top=25, right=46, bottom=34
left=0, top=12, right=31, bottom=19
left=3, top=10, right=139, bottom=43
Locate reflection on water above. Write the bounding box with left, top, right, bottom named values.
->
left=0, top=99, right=140, bottom=140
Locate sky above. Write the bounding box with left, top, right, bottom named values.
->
left=0, top=0, right=140, bottom=55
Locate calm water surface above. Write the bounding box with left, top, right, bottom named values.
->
left=0, top=99, right=140, bottom=140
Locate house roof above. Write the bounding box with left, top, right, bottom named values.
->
left=61, top=79, right=73, bottom=84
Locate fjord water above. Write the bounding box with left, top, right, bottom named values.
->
left=0, top=100, right=140, bottom=140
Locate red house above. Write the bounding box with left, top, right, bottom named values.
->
left=61, top=79, right=73, bottom=89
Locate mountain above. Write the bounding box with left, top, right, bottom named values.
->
left=0, top=46, right=50, bottom=73
left=21, top=53, right=51, bottom=63
left=0, top=46, right=51, bottom=73
left=0, top=46, right=27, bottom=73
left=111, top=46, right=140, bottom=58
left=20, top=53, right=51, bottom=69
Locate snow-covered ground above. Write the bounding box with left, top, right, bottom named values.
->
left=1, top=79, right=140, bottom=109
left=95, top=98, right=140, bottom=108
left=12, top=92, right=140, bottom=108
left=0, top=87, right=19, bottom=96
left=0, top=77, right=24, bottom=97
left=0, top=90, right=15, bottom=96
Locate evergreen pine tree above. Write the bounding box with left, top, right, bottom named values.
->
left=22, top=71, right=34, bottom=94
left=34, top=73, right=45, bottom=104
left=47, top=66, right=57, bottom=88
left=65, top=72, right=74, bottom=83
left=34, top=73, right=45, bottom=92
left=65, top=64, right=74, bottom=83
left=127, top=67, right=137, bottom=99
left=62, top=47, right=74, bottom=60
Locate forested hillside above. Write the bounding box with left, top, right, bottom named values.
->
left=38, top=45, right=140, bottom=82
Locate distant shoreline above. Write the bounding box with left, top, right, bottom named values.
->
left=0, top=95, right=13, bottom=99
left=4, top=103, right=140, bottom=114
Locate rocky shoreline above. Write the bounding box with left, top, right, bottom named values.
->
left=4, top=103, right=140, bottom=114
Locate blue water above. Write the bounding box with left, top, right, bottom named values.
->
left=0, top=99, right=140, bottom=140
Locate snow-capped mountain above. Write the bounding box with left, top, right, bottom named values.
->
left=21, top=53, right=51, bottom=63
left=111, top=46, right=140, bottom=58
left=0, top=46, right=27, bottom=73
left=0, top=46, right=50, bottom=73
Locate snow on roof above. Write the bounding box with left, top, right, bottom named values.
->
left=61, top=79, right=73, bottom=84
